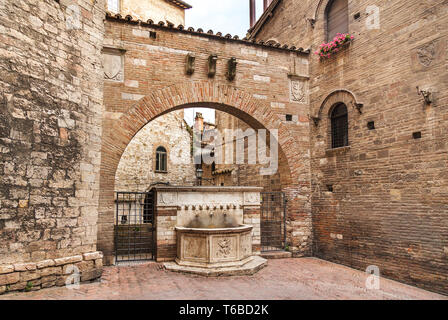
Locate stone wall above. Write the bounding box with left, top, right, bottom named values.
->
left=0, top=0, right=104, bottom=283
left=0, top=251, right=103, bottom=294
left=115, top=110, right=195, bottom=191
left=252, top=0, right=448, bottom=294
left=118, top=0, right=186, bottom=26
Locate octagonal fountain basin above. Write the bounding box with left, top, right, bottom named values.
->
left=175, top=224, right=254, bottom=269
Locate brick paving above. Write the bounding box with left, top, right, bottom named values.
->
left=1, top=258, right=446, bottom=300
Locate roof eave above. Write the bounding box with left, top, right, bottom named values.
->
left=165, top=0, right=192, bottom=10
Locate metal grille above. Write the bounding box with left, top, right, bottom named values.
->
left=260, top=192, right=286, bottom=252
left=331, top=103, right=348, bottom=148
left=115, top=191, right=155, bottom=263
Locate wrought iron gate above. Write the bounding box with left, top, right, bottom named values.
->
left=260, top=192, right=287, bottom=252
left=115, top=191, right=155, bottom=263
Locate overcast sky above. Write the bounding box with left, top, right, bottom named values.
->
left=183, top=1, right=264, bottom=126
left=185, top=0, right=263, bottom=38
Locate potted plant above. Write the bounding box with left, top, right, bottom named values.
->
left=315, top=33, right=354, bottom=59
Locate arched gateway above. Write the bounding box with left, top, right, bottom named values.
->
left=98, top=82, right=310, bottom=264
left=98, top=16, right=312, bottom=264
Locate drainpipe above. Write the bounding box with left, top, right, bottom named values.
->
left=250, top=0, right=256, bottom=28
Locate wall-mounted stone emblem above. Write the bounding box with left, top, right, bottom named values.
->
left=185, top=53, right=195, bottom=75
left=417, top=42, right=435, bottom=67
left=289, top=78, right=308, bottom=104
left=159, top=192, right=177, bottom=205
left=244, top=192, right=260, bottom=205
left=208, top=54, right=218, bottom=78
left=218, top=239, right=231, bottom=257
left=102, top=47, right=125, bottom=82
left=226, top=57, right=237, bottom=81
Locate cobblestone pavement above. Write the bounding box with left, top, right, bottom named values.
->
left=1, top=258, right=446, bottom=300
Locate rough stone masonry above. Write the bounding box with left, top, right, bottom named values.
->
left=0, top=0, right=106, bottom=292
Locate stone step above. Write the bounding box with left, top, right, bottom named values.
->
left=260, top=251, right=292, bottom=259
left=163, top=256, right=268, bottom=277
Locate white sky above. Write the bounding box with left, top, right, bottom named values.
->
left=186, top=0, right=254, bottom=38
left=183, top=1, right=264, bottom=126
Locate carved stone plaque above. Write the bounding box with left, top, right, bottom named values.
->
left=244, top=192, right=260, bottom=205
left=289, top=79, right=308, bottom=104
left=212, top=236, right=237, bottom=259
left=102, top=48, right=125, bottom=82
left=158, top=192, right=177, bottom=205
left=417, top=41, right=436, bottom=67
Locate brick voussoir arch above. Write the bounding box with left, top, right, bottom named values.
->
left=98, top=81, right=304, bottom=263
left=316, top=89, right=362, bottom=119
left=101, top=82, right=300, bottom=177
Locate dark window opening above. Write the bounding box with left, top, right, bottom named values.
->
left=149, top=31, right=157, bottom=39
left=286, top=114, right=293, bottom=121
left=413, top=132, right=422, bottom=139
left=155, top=146, right=167, bottom=172
left=326, top=0, right=349, bottom=42
left=331, top=103, right=349, bottom=148
left=327, top=185, right=334, bottom=192
left=367, top=121, right=375, bottom=130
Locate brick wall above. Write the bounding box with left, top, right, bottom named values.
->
left=253, top=0, right=448, bottom=294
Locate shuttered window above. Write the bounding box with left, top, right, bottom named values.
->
left=331, top=103, right=349, bottom=148
left=326, top=0, right=349, bottom=42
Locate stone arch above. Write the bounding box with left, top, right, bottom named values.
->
left=309, top=0, right=351, bottom=44
left=98, top=81, right=307, bottom=264
left=315, top=89, right=361, bottom=149
left=317, top=89, right=362, bottom=119
left=311, top=0, right=333, bottom=23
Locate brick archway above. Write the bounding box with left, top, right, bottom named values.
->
left=97, top=81, right=310, bottom=264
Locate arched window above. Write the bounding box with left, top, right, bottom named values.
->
left=326, top=0, right=349, bottom=41
left=155, top=146, right=167, bottom=172
left=330, top=103, right=349, bottom=148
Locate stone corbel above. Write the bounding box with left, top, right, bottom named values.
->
left=307, top=18, right=316, bottom=28
left=185, top=53, right=195, bottom=75
left=354, top=103, right=364, bottom=114
left=416, top=86, right=433, bottom=105
left=208, top=54, right=218, bottom=78
left=226, top=57, right=237, bottom=81
left=309, top=115, right=320, bottom=127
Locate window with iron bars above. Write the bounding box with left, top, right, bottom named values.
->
left=331, top=103, right=349, bottom=148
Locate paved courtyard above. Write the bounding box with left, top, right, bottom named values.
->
left=1, top=258, right=446, bottom=300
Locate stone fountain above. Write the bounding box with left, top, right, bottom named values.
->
left=151, top=186, right=267, bottom=276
